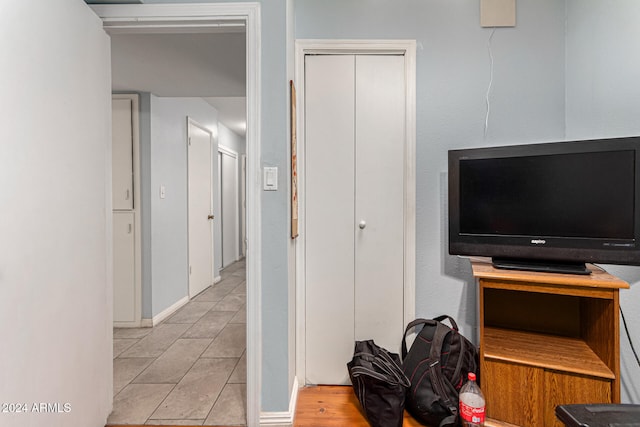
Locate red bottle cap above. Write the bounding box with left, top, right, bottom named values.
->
left=468, top=372, right=476, bottom=381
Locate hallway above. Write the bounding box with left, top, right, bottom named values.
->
left=110, top=260, right=246, bottom=426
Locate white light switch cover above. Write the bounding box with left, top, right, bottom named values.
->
left=263, top=167, right=278, bottom=191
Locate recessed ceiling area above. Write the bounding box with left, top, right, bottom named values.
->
left=111, top=32, right=247, bottom=136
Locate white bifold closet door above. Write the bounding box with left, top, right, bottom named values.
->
left=305, top=54, right=406, bottom=385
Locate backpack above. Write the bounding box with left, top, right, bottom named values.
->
left=401, top=315, right=479, bottom=427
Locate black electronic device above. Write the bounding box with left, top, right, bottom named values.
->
left=448, top=137, right=640, bottom=274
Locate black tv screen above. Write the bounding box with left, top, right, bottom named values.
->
left=448, top=137, right=640, bottom=274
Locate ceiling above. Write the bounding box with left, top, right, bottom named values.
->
left=110, top=32, right=247, bottom=136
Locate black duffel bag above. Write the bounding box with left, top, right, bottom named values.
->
left=402, top=315, right=479, bottom=427
left=347, top=340, right=411, bottom=427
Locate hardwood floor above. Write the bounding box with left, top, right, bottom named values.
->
left=294, top=385, right=424, bottom=426
left=109, top=386, right=423, bottom=427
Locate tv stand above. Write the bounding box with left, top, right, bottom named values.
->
left=472, top=258, right=629, bottom=427
left=492, top=257, right=591, bottom=275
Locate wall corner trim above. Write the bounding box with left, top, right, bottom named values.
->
left=259, top=376, right=299, bottom=426
left=152, top=296, right=189, bottom=326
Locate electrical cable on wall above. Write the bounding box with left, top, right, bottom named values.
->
left=620, top=306, right=640, bottom=369
left=484, top=27, right=496, bottom=139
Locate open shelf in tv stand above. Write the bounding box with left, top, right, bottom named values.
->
left=471, top=258, right=629, bottom=427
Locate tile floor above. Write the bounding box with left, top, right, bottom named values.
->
left=110, top=259, right=247, bottom=426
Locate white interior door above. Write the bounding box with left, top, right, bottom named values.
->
left=188, top=119, right=214, bottom=298
left=354, top=55, right=405, bottom=350
left=220, top=148, right=239, bottom=268
left=305, top=55, right=356, bottom=385
left=112, top=94, right=141, bottom=327
left=305, top=54, right=406, bottom=385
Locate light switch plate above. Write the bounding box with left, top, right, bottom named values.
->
left=481, top=0, right=516, bottom=27
left=263, top=167, right=278, bottom=191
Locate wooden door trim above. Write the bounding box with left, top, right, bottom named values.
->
left=294, top=39, right=417, bottom=385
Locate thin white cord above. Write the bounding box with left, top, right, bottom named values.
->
left=484, top=27, right=496, bottom=139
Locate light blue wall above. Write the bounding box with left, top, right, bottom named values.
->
left=218, top=124, right=246, bottom=157
left=295, top=0, right=567, bottom=342
left=149, top=95, right=219, bottom=316
left=100, top=0, right=640, bottom=414
left=565, top=0, right=640, bottom=403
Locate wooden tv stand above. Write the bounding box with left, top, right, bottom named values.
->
left=471, top=258, right=629, bottom=427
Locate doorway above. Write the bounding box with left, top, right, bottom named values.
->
left=92, top=4, right=261, bottom=426
left=295, top=40, right=417, bottom=385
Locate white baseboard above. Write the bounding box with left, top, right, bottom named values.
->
left=113, top=320, right=143, bottom=328
left=140, top=318, right=152, bottom=328
left=259, top=376, right=299, bottom=426
left=152, top=296, right=189, bottom=326
left=214, top=275, right=222, bottom=284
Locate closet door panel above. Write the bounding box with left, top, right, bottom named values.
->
left=113, top=211, right=135, bottom=322
left=354, top=55, right=406, bottom=353
left=112, top=98, right=133, bottom=210
left=304, top=55, right=356, bottom=385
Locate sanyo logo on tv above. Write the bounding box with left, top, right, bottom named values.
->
left=531, top=239, right=547, bottom=245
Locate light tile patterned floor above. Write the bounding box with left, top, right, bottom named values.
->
left=110, top=260, right=246, bottom=426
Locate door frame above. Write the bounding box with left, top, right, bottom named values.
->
left=187, top=117, right=215, bottom=298
left=90, top=4, right=261, bottom=426
left=294, top=39, right=417, bottom=384
left=218, top=144, right=240, bottom=268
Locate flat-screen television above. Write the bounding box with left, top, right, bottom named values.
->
left=448, top=137, right=640, bottom=274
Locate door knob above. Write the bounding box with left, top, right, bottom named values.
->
left=208, top=215, right=214, bottom=220
left=359, top=220, right=366, bottom=230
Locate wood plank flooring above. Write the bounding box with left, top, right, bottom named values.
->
left=294, top=385, right=424, bottom=426
left=108, top=386, right=423, bottom=427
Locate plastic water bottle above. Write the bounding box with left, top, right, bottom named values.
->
left=459, top=372, right=485, bottom=427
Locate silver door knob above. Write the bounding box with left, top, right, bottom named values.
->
left=359, top=220, right=366, bottom=230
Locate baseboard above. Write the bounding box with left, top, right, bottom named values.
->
left=140, top=318, right=152, bottom=328
left=214, top=275, right=222, bottom=284
left=152, top=296, right=189, bottom=326
left=113, top=320, right=143, bottom=328
left=259, top=376, right=299, bottom=426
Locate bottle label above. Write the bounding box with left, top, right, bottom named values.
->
left=460, top=401, right=485, bottom=424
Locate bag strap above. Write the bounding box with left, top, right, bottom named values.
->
left=428, top=323, right=458, bottom=418
left=433, top=314, right=459, bottom=331
left=402, top=316, right=459, bottom=359
left=350, top=341, right=410, bottom=387
left=401, top=318, right=436, bottom=359
left=439, top=414, right=457, bottom=427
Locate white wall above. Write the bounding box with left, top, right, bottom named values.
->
left=149, top=96, right=219, bottom=317
left=0, top=1, right=112, bottom=426
left=565, top=0, right=640, bottom=403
